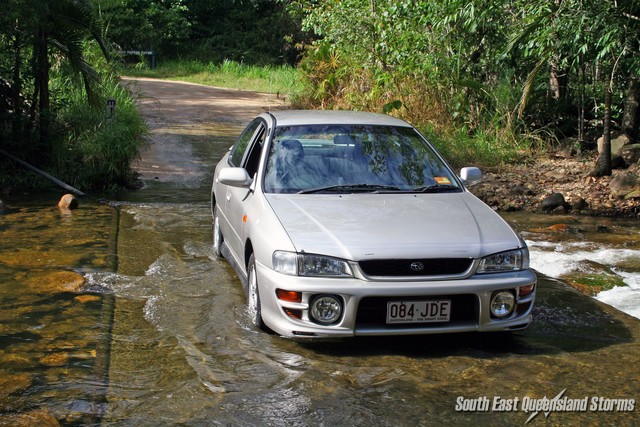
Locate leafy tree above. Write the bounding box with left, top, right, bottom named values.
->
left=98, top=0, right=303, bottom=65
left=1, top=0, right=147, bottom=192
left=293, top=0, right=640, bottom=172
left=508, top=0, right=640, bottom=175
left=186, top=0, right=302, bottom=64
left=98, top=0, right=191, bottom=56
left=2, top=0, right=109, bottom=150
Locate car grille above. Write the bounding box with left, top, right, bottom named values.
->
left=355, top=295, right=478, bottom=329
left=358, top=258, right=473, bottom=277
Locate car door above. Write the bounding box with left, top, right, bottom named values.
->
left=221, top=119, right=267, bottom=268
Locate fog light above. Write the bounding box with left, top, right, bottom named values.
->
left=309, top=295, right=342, bottom=325
left=490, top=291, right=515, bottom=318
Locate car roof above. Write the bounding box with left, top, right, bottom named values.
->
left=265, top=110, right=414, bottom=128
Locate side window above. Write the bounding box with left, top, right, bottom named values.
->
left=245, top=126, right=267, bottom=177
left=229, top=119, right=261, bottom=167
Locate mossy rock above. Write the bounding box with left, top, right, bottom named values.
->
left=563, top=272, right=627, bottom=296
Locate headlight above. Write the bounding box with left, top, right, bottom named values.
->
left=477, top=248, right=528, bottom=273
left=273, top=251, right=353, bottom=277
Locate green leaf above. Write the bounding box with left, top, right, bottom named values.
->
left=382, top=100, right=403, bottom=113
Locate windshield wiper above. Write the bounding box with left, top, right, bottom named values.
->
left=413, top=184, right=461, bottom=193
left=298, top=184, right=401, bottom=194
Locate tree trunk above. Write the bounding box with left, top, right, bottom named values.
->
left=578, top=58, right=586, bottom=142
left=592, top=85, right=613, bottom=177
left=621, top=76, right=640, bottom=143
left=34, top=27, right=50, bottom=149
left=549, top=61, right=568, bottom=100
left=11, top=25, right=23, bottom=141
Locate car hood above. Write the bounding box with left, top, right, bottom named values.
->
left=265, top=192, right=522, bottom=261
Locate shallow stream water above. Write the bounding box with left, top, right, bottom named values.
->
left=2, top=104, right=640, bottom=424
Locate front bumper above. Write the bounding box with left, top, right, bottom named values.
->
left=255, top=259, right=536, bottom=339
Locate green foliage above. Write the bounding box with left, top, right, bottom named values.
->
left=98, top=0, right=305, bottom=65
left=53, top=74, right=148, bottom=192
left=292, top=0, right=640, bottom=167
left=98, top=0, right=191, bottom=56
left=0, top=0, right=111, bottom=159
left=0, top=0, right=147, bottom=193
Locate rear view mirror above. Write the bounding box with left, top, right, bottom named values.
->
left=460, top=167, right=482, bottom=185
left=217, top=167, right=253, bottom=188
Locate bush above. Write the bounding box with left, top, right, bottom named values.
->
left=53, top=76, right=148, bottom=192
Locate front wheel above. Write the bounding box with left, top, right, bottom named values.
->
left=247, top=254, right=266, bottom=330
left=212, top=205, right=223, bottom=258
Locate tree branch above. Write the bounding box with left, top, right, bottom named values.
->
left=622, top=12, right=640, bottom=22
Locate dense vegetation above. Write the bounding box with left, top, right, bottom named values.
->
left=290, top=0, right=640, bottom=171
left=2, top=0, right=640, bottom=193
left=1, top=0, right=149, bottom=192
left=98, top=0, right=305, bottom=65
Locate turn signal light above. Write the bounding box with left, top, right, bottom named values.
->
left=284, top=308, right=302, bottom=319
left=276, top=289, right=302, bottom=303
left=519, top=284, right=535, bottom=297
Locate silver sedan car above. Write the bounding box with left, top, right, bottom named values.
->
left=211, top=110, right=536, bottom=338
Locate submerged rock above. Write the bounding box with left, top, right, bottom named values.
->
left=57, top=194, right=78, bottom=210
left=2, top=409, right=60, bottom=427
left=74, top=295, right=101, bottom=304
left=39, top=352, right=70, bottom=367
left=548, top=224, right=570, bottom=232
left=0, top=373, right=31, bottom=399
left=32, top=271, right=86, bottom=293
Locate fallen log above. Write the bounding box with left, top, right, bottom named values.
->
left=0, top=148, right=86, bottom=197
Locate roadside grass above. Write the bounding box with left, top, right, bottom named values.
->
left=122, top=59, right=302, bottom=98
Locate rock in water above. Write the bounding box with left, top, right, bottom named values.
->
left=541, top=192, right=566, bottom=212
left=57, top=194, right=78, bottom=209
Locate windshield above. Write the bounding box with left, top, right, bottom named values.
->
left=263, top=124, right=460, bottom=194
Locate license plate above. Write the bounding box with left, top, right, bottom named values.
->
left=386, top=300, right=451, bottom=324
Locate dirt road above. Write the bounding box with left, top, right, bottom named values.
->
left=120, top=77, right=287, bottom=187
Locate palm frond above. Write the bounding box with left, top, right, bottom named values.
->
left=517, top=56, right=549, bottom=118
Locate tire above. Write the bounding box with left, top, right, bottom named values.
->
left=247, top=254, right=266, bottom=330
left=212, top=205, right=223, bottom=258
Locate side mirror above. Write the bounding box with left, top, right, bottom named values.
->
left=460, top=167, right=482, bottom=185
left=217, top=167, right=253, bottom=188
